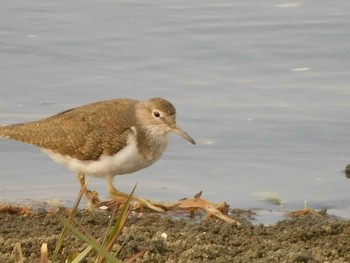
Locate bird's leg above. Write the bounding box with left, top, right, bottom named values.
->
left=107, top=178, right=170, bottom=212
left=76, top=172, right=100, bottom=210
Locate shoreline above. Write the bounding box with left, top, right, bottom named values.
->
left=1, top=204, right=350, bottom=262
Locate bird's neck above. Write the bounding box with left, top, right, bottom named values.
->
left=136, top=125, right=170, bottom=161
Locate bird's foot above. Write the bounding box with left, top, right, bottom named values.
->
left=84, top=189, right=101, bottom=211
left=76, top=173, right=101, bottom=210
left=109, top=191, right=173, bottom=212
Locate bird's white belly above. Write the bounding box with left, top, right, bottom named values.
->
left=42, top=138, right=163, bottom=178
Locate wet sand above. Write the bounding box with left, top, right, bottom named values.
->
left=1, top=207, right=350, bottom=262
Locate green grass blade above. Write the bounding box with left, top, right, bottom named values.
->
left=105, top=184, right=136, bottom=250
left=97, top=185, right=136, bottom=263
left=53, top=184, right=86, bottom=260
left=71, top=245, right=93, bottom=263
left=100, top=204, right=119, bottom=248
left=57, top=215, right=121, bottom=263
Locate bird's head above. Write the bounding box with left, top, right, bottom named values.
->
left=136, top=97, right=195, bottom=145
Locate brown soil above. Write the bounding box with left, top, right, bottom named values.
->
left=1, top=207, right=350, bottom=263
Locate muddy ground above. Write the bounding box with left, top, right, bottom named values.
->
left=0, top=206, right=350, bottom=263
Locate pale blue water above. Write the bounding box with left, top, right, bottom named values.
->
left=1, top=0, right=350, bottom=223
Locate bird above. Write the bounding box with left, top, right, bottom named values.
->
left=0, top=97, right=196, bottom=211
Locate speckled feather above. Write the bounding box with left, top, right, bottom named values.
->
left=0, top=99, right=139, bottom=161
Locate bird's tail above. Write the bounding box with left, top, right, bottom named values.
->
left=0, top=123, right=38, bottom=144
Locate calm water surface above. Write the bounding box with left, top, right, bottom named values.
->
left=1, top=0, right=350, bottom=223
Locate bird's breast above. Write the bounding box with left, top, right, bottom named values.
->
left=42, top=131, right=169, bottom=178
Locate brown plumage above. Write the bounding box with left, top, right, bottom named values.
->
left=0, top=98, right=138, bottom=160
left=0, top=97, right=195, bottom=211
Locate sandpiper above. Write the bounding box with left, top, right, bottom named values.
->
left=0, top=97, right=195, bottom=211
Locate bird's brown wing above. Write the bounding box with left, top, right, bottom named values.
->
left=0, top=98, right=138, bottom=161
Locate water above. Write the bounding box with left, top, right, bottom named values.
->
left=1, top=0, right=350, bottom=223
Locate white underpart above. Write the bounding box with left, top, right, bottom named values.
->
left=42, top=127, right=170, bottom=178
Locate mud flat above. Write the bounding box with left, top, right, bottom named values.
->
left=1, top=207, right=350, bottom=262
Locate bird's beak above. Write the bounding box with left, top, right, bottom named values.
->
left=172, top=125, right=196, bottom=145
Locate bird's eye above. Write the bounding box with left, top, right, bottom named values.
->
left=153, top=111, right=160, bottom=118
